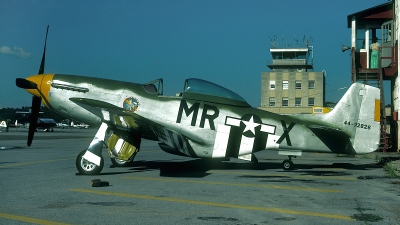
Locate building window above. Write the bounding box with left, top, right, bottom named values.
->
left=270, top=81, right=276, bottom=90
left=308, top=98, right=315, bottom=106
left=308, top=80, right=315, bottom=89
left=295, top=98, right=301, bottom=106
left=283, top=81, right=288, bottom=90
left=282, top=97, right=288, bottom=107
left=269, top=97, right=275, bottom=106
left=295, top=81, right=302, bottom=89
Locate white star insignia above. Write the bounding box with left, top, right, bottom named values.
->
left=242, top=116, right=260, bottom=135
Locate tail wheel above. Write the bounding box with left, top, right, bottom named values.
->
left=282, top=159, right=294, bottom=170
left=76, top=150, right=104, bottom=175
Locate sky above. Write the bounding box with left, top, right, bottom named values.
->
left=0, top=0, right=389, bottom=108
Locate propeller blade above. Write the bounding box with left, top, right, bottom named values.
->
left=15, top=78, right=38, bottom=89
left=38, top=25, right=49, bottom=75
left=27, top=96, right=41, bottom=146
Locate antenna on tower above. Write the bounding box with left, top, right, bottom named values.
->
left=269, top=35, right=278, bottom=48
left=303, top=36, right=313, bottom=46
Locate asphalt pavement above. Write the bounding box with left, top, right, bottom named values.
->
left=0, top=128, right=399, bottom=224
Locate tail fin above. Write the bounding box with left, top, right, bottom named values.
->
left=324, top=83, right=381, bottom=154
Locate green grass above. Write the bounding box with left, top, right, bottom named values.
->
left=384, top=163, right=399, bottom=178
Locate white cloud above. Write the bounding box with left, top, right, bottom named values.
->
left=0, top=46, right=31, bottom=58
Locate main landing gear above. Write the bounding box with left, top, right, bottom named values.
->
left=282, top=156, right=296, bottom=170
left=76, top=149, right=134, bottom=175
left=75, top=122, right=141, bottom=175
left=110, top=158, right=134, bottom=167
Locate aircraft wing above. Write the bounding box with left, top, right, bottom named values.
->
left=70, top=97, right=201, bottom=157
left=69, top=97, right=159, bottom=140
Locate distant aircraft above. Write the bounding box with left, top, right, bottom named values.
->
left=0, top=121, right=7, bottom=131
left=0, top=120, right=24, bottom=131
left=16, top=26, right=382, bottom=175
left=16, top=108, right=57, bottom=132
left=15, top=116, right=57, bottom=132
left=57, top=122, right=70, bottom=128
left=71, top=122, right=89, bottom=129
left=36, top=118, right=57, bottom=132
left=12, top=120, right=25, bottom=130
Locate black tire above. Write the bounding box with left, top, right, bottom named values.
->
left=76, top=150, right=104, bottom=175
left=282, top=159, right=294, bottom=170
left=111, top=158, right=133, bottom=167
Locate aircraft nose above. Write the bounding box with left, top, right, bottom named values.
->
left=25, top=74, right=44, bottom=97
left=16, top=74, right=54, bottom=107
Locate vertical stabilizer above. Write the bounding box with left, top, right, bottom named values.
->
left=324, top=83, right=381, bottom=153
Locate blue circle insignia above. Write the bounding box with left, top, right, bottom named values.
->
left=123, top=97, right=139, bottom=112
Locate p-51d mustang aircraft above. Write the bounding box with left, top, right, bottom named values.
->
left=16, top=27, right=381, bottom=175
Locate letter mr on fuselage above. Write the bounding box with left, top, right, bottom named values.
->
left=176, top=100, right=219, bottom=130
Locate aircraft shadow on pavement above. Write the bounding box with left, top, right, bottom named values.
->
left=99, top=159, right=382, bottom=178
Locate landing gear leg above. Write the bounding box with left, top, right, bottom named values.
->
left=76, top=122, right=108, bottom=175
left=282, top=156, right=296, bottom=170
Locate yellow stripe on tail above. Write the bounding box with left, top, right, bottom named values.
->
left=374, top=99, right=380, bottom=122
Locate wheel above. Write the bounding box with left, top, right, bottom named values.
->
left=111, top=158, right=133, bottom=167
left=76, top=150, right=104, bottom=175
left=282, top=159, right=294, bottom=170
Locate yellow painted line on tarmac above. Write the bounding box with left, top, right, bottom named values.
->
left=123, top=176, right=341, bottom=193
left=0, top=158, right=74, bottom=168
left=0, top=212, right=71, bottom=225
left=209, top=170, right=357, bottom=181
left=69, top=188, right=354, bottom=221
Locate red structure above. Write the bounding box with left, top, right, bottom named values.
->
left=346, top=2, right=398, bottom=152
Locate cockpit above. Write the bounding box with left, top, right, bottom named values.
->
left=182, top=78, right=246, bottom=102
left=143, top=78, right=250, bottom=106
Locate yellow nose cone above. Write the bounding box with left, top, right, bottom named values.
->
left=25, top=74, right=54, bottom=107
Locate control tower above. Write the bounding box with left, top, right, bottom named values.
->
left=260, top=37, right=325, bottom=114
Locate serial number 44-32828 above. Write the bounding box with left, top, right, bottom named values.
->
left=343, top=121, right=371, bottom=130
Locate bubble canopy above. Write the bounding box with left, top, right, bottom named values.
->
left=183, top=78, right=247, bottom=103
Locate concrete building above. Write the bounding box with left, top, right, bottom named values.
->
left=260, top=42, right=325, bottom=114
